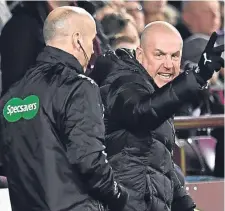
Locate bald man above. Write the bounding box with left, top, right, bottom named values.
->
left=0, top=6, right=128, bottom=211
left=91, top=21, right=224, bottom=211
left=137, top=22, right=183, bottom=88
left=176, top=0, right=221, bottom=40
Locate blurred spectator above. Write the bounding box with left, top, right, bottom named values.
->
left=111, top=36, right=139, bottom=50
left=95, top=1, right=119, bottom=21
left=143, top=0, right=166, bottom=23
left=0, top=1, right=71, bottom=96
left=176, top=0, right=221, bottom=40
left=0, top=0, right=11, bottom=96
left=143, top=0, right=179, bottom=25
left=111, top=0, right=126, bottom=13
left=77, top=0, right=139, bottom=75
left=164, top=4, right=180, bottom=26
left=0, top=0, right=11, bottom=33
left=168, top=1, right=182, bottom=11
left=121, top=11, right=137, bottom=25
left=125, top=0, right=145, bottom=34
left=116, top=20, right=140, bottom=46
left=101, top=13, right=128, bottom=40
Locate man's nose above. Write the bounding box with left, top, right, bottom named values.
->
left=163, top=56, right=173, bottom=69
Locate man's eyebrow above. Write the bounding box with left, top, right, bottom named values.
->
left=155, top=49, right=181, bottom=56
left=172, top=51, right=181, bottom=56
left=155, top=49, right=166, bottom=55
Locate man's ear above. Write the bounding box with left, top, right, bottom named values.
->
left=72, top=32, right=82, bottom=50
left=136, top=47, right=143, bottom=64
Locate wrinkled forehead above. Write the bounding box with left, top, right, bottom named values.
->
left=146, top=32, right=183, bottom=53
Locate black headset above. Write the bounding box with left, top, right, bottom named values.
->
left=77, top=40, right=89, bottom=64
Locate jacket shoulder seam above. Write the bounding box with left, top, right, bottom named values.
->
left=77, top=74, right=98, bottom=87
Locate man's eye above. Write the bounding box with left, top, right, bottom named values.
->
left=172, top=54, right=179, bottom=60
left=156, top=53, right=164, bottom=58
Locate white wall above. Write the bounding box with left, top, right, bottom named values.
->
left=0, top=189, right=12, bottom=211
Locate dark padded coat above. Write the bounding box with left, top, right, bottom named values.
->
left=90, top=49, right=197, bottom=211
left=0, top=46, right=128, bottom=211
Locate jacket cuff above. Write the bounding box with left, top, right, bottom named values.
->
left=107, top=184, right=128, bottom=211
left=172, top=70, right=201, bottom=102
left=172, top=195, right=196, bottom=211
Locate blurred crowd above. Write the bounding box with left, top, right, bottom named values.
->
left=0, top=0, right=224, bottom=182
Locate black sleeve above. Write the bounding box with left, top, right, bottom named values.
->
left=107, top=70, right=201, bottom=131
left=0, top=129, right=5, bottom=176
left=0, top=153, right=4, bottom=176
left=171, top=166, right=196, bottom=211
left=0, top=16, right=43, bottom=92
left=63, top=80, right=127, bottom=209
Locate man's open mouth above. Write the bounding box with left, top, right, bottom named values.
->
left=157, top=73, right=173, bottom=80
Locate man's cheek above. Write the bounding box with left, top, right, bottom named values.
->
left=174, top=63, right=181, bottom=77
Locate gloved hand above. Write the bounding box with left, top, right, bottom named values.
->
left=171, top=194, right=196, bottom=211
left=193, top=32, right=224, bottom=86
left=107, top=184, right=128, bottom=211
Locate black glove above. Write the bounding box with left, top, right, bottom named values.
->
left=172, top=195, right=196, bottom=211
left=107, top=184, right=128, bottom=211
left=194, top=32, right=224, bottom=86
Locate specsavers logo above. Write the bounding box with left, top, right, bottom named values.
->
left=3, top=95, right=39, bottom=122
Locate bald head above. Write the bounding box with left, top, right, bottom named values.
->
left=43, top=6, right=97, bottom=71
left=140, top=21, right=182, bottom=49
left=182, top=0, right=218, bottom=13
left=43, top=6, right=95, bottom=44
left=136, top=21, right=183, bottom=88
left=182, top=0, right=220, bottom=35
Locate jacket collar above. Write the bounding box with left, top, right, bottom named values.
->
left=115, top=48, right=158, bottom=89
left=36, top=46, right=84, bottom=74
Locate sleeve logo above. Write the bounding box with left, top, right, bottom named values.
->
left=3, top=95, right=40, bottom=122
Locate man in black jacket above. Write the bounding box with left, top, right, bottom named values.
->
left=0, top=6, right=128, bottom=211
left=91, top=21, right=224, bottom=211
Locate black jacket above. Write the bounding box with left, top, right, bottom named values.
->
left=91, top=49, right=197, bottom=211
left=0, top=46, right=127, bottom=211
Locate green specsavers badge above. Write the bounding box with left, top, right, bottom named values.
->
left=3, top=95, right=39, bottom=122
